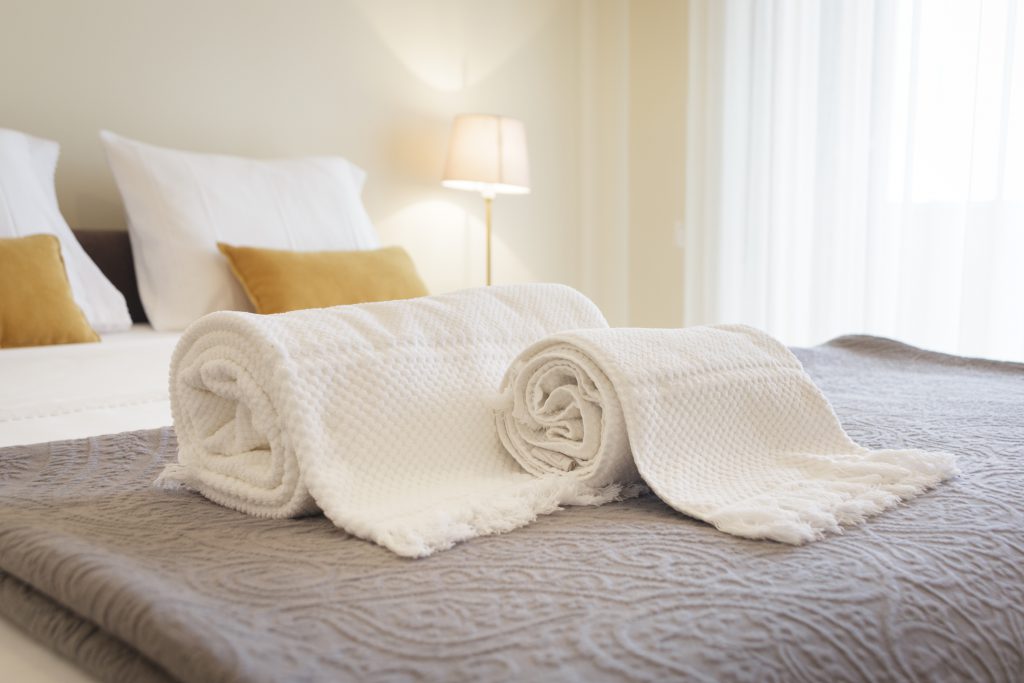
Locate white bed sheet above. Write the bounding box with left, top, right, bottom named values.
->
left=1, top=324, right=178, bottom=682
left=0, top=324, right=179, bottom=448
left=0, top=618, right=98, bottom=683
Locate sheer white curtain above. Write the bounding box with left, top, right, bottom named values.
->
left=684, top=0, right=1024, bottom=361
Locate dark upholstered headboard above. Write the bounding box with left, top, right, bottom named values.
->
left=73, top=230, right=148, bottom=324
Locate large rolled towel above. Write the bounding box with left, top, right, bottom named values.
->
left=495, top=325, right=958, bottom=544
left=159, top=284, right=614, bottom=557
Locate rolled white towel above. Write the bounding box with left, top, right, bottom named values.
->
left=159, top=284, right=611, bottom=557
left=495, top=325, right=959, bottom=544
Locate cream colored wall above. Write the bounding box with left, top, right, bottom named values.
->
left=0, top=0, right=688, bottom=326
left=578, top=0, right=688, bottom=327
left=627, top=0, right=687, bottom=328
left=578, top=0, right=631, bottom=325
left=0, top=0, right=583, bottom=296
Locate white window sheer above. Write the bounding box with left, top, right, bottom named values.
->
left=684, top=0, right=1024, bottom=361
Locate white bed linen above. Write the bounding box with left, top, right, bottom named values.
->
left=1, top=324, right=177, bottom=682
left=0, top=324, right=178, bottom=448
left=0, top=619, right=97, bottom=683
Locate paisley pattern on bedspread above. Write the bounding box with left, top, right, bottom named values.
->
left=0, top=335, right=1022, bottom=683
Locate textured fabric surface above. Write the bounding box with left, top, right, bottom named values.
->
left=163, top=284, right=612, bottom=557
left=497, top=325, right=957, bottom=543
left=0, top=336, right=1021, bottom=683
left=0, top=570, right=170, bottom=683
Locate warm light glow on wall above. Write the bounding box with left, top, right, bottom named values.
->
left=350, top=0, right=556, bottom=92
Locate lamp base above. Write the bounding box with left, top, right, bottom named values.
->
left=484, top=195, right=493, bottom=286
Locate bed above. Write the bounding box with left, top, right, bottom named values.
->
left=0, top=230, right=176, bottom=682
left=1, top=233, right=1022, bottom=683
left=0, top=231, right=178, bottom=448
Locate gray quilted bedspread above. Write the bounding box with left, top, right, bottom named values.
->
left=0, top=336, right=1022, bottom=683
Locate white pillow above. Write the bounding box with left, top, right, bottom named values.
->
left=100, top=131, right=380, bottom=331
left=0, top=129, right=132, bottom=333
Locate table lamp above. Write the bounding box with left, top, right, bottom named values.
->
left=442, top=114, right=530, bottom=285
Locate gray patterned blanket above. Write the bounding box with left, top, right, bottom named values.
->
left=0, top=336, right=1021, bottom=683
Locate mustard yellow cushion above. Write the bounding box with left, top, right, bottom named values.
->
left=0, top=234, right=100, bottom=348
left=217, top=243, right=429, bottom=314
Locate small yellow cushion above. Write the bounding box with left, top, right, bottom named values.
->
left=218, top=243, right=429, bottom=315
left=0, top=234, right=100, bottom=348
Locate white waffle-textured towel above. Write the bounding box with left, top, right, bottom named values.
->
left=496, top=325, right=958, bottom=544
left=160, top=284, right=616, bottom=557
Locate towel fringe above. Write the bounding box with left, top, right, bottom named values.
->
left=703, top=449, right=958, bottom=544
left=153, top=463, right=196, bottom=490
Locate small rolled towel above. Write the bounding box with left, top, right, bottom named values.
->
left=495, top=325, right=958, bottom=544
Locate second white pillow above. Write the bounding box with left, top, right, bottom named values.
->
left=101, top=131, right=380, bottom=331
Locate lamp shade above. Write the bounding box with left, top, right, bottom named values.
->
left=442, top=114, right=530, bottom=197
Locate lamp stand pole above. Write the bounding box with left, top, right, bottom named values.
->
left=483, top=195, right=493, bottom=286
